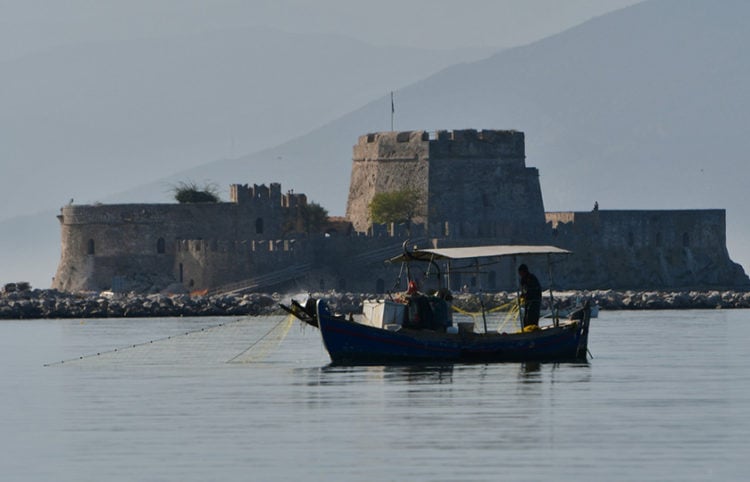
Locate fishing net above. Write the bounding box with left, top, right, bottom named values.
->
left=45, top=315, right=296, bottom=367
left=452, top=300, right=521, bottom=333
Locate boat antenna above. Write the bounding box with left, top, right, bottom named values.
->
left=514, top=255, right=522, bottom=329
left=390, top=261, right=405, bottom=296
left=402, top=239, right=413, bottom=282
left=547, top=253, right=559, bottom=327
left=476, top=258, right=488, bottom=333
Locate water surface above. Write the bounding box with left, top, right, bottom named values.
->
left=1, top=310, right=748, bottom=481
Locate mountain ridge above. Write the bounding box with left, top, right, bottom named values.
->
left=0, top=25, right=494, bottom=221
left=4, top=0, right=750, bottom=287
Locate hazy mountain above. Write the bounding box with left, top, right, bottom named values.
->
left=0, top=26, right=492, bottom=222
left=118, top=0, right=750, bottom=265
left=4, top=0, right=750, bottom=287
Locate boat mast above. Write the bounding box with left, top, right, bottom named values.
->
left=547, top=253, right=559, bottom=327
left=475, top=258, right=488, bottom=333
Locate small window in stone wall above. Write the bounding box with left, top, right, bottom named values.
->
left=628, top=232, right=635, bottom=247
left=656, top=232, right=662, bottom=247
left=157, top=238, right=165, bottom=254
left=87, top=239, right=95, bottom=255
left=255, top=218, right=264, bottom=234
left=683, top=232, right=690, bottom=247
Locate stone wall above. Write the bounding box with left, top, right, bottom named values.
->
left=52, top=184, right=304, bottom=292
left=346, top=131, right=431, bottom=232
left=546, top=210, right=748, bottom=288
left=175, top=238, right=308, bottom=291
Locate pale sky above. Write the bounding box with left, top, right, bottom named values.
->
left=1, top=0, right=642, bottom=60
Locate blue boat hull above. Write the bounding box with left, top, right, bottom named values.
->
left=315, top=300, right=590, bottom=365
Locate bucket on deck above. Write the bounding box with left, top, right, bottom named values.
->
left=457, top=321, right=474, bottom=334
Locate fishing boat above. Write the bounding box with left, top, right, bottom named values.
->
left=282, top=244, right=591, bottom=365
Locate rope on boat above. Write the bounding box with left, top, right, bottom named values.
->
left=452, top=301, right=521, bottom=332
left=451, top=300, right=519, bottom=316
left=496, top=304, right=520, bottom=333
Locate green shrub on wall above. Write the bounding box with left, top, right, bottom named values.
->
left=368, top=189, right=423, bottom=225
left=172, top=181, right=220, bottom=203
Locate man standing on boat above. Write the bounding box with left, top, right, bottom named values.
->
left=518, top=264, right=542, bottom=328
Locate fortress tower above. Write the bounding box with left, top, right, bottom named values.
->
left=346, top=129, right=548, bottom=243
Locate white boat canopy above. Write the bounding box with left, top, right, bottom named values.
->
left=389, top=245, right=572, bottom=263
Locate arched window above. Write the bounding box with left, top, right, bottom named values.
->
left=683, top=232, right=690, bottom=248
left=255, top=218, right=264, bottom=234
left=157, top=238, right=165, bottom=254
left=87, top=239, right=95, bottom=255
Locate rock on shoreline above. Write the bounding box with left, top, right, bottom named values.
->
left=1, top=288, right=750, bottom=320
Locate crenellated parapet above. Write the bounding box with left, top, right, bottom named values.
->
left=353, top=129, right=524, bottom=163
left=230, top=182, right=307, bottom=209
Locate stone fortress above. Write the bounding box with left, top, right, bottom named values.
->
left=52, top=129, right=749, bottom=294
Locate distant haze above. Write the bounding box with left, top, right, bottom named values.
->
left=11, top=0, right=750, bottom=290
left=0, top=1, right=641, bottom=61
left=107, top=0, right=750, bottom=282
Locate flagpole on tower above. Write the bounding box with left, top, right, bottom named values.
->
left=390, top=91, right=395, bottom=131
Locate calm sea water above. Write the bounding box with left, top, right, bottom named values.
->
left=1, top=309, right=749, bottom=481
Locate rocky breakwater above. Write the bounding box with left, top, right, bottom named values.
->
left=0, top=289, right=286, bottom=320
left=2, top=288, right=750, bottom=320
left=313, top=289, right=750, bottom=315
left=592, top=289, right=750, bottom=310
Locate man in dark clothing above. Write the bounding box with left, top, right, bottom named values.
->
left=518, top=264, right=542, bottom=328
